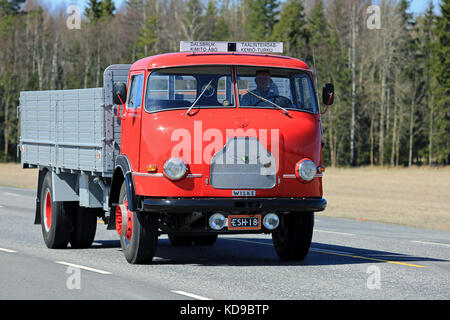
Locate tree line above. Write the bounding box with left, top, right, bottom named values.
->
left=0, top=0, right=449, bottom=166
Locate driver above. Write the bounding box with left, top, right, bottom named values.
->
left=241, top=70, right=278, bottom=106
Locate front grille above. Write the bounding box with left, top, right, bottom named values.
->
left=210, top=137, right=276, bottom=189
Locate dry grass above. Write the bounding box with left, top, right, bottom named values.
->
left=0, top=163, right=38, bottom=190
left=0, top=164, right=449, bottom=231
left=322, top=166, right=450, bottom=231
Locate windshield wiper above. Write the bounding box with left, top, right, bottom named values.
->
left=247, top=90, right=290, bottom=115
left=186, top=79, right=214, bottom=115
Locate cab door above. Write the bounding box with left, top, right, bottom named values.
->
left=120, top=72, right=145, bottom=172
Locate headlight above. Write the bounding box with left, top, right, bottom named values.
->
left=296, top=159, right=317, bottom=183
left=163, top=158, right=188, bottom=180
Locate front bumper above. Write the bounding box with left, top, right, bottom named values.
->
left=142, top=197, right=327, bottom=213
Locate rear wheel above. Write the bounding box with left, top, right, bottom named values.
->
left=272, top=212, right=314, bottom=261
left=40, top=171, right=73, bottom=249
left=117, top=181, right=158, bottom=264
left=70, top=205, right=98, bottom=249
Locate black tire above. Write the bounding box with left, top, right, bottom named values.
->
left=40, top=171, right=73, bottom=249
left=118, top=181, right=158, bottom=264
left=69, top=205, right=98, bottom=249
left=272, top=212, right=314, bottom=261
left=192, top=234, right=218, bottom=246
left=168, top=234, right=193, bottom=246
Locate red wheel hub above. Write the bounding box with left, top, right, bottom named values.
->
left=115, top=200, right=133, bottom=241
left=44, top=190, right=52, bottom=231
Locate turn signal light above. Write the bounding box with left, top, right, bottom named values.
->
left=146, top=164, right=158, bottom=173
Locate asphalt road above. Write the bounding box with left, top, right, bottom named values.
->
left=0, top=186, right=449, bottom=300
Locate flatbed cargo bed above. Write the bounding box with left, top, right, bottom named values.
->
left=19, top=65, right=131, bottom=176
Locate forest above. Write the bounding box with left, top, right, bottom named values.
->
left=0, top=0, right=449, bottom=167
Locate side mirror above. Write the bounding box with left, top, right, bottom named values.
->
left=113, top=82, right=127, bottom=105
left=322, top=83, right=334, bottom=105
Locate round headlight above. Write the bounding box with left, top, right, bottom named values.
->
left=163, top=158, right=188, bottom=180
left=296, top=159, right=317, bottom=182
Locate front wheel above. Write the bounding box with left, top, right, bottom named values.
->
left=117, top=181, right=158, bottom=264
left=272, top=212, right=314, bottom=261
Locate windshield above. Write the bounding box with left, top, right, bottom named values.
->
left=236, top=66, right=318, bottom=113
left=146, top=66, right=234, bottom=112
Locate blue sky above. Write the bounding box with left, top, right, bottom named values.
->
left=50, top=0, right=442, bottom=16
left=409, top=0, right=441, bottom=14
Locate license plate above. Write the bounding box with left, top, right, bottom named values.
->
left=228, top=215, right=261, bottom=230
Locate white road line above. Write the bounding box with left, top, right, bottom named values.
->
left=0, top=247, right=17, bottom=253
left=2, top=192, right=19, bottom=197
left=171, top=290, right=212, bottom=300
left=411, top=240, right=450, bottom=248
left=314, top=229, right=355, bottom=236
left=54, top=261, right=112, bottom=275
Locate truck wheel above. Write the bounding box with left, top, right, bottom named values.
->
left=192, top=234, right=218, bottom=246
left=168, top=234, right=193, bottom=246
left=118, top=181, right=158, bottom=264
left=70, top=205, right=98, bottom=249
left=40, top=171, right=73, bottom=249
left=272, top=212, right=314, bottom=261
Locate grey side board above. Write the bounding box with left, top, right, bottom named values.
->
left=19, top=64, right=131, bottom=209
left=19, top=64, right=131, bottom=177
left=20, top=88, right=106, bottom=173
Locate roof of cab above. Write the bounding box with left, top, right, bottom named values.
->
left=130, top=52, right=310, bottom=71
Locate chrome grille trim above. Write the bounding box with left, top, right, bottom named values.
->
left=210, top=137, right=277, bottom=189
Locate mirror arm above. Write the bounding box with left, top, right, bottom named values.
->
left=116, top=93, right=127, bottom=120
left=321, top=92, right=333, bottom=115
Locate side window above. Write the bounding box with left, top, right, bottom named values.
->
left=148, top=75, right=169, bottom=100
left=294, top=74, right=317, bottom=113
left=127, top=74, right=144, bottom=109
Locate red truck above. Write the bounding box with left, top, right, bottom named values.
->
left=19, top=42, right=334, bottom=264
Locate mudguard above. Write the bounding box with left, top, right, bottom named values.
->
left=111, top=155, right=137, bottom=212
